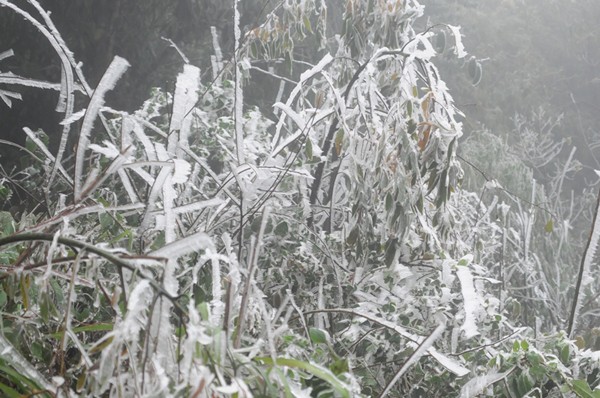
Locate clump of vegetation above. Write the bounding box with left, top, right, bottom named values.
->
left=0, top=0, right=599, bottom=397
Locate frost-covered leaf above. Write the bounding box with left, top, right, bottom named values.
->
left=74, top=56, right=129, bottom=201
left=0, top=89, right=21, bottom=107
left=309, top=327, right=329, bottom=344
left=148, top=231, right=215, bottom=259
left=456, top=265, right=481, bottom=338
left=460, top=367, right=515, bottom=398
left=169, top=64, right=200, bottom=154
left=0, top=49, right=14, bottom=61
left=59, top=108, right=86, bottom=125
left=88, top=141, right=120, bottom=158
left=448, top=25, right=467, bottom=58
left=172, top=158, right=191, bottom=183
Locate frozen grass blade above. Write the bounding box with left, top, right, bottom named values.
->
left=169, top=64, right=200, bottom=157
left=74, top=56, right=129, bottom=202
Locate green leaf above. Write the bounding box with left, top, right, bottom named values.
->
left=76, top=372, right=87, bottom=393
left=526, top=352, right=541, bottom=368
left=305, top=137, right=313, bottom=159
left=30, top=342, right=44, bottom=361
left=346, top=227, right=359, bottom=246
left=335, top=129, right=344, bottom=155
left=303, top=16, right=313, bottom=33
left=0, top=290, right=6, bottom=309
left=309, top=327, right=329, bottom=344
left=0, top=212, right=15, bottom=236
left=99, top=213, right=113, bottom=230
left=516, top=373, right=533, bottom=396
left=255, top=357, right=350, bottom=398
left=520, top=340, right=529, bottom=351
left=198, top=302, right=210, bottom=321
left=0, top=361, right=43, bottom=393
left=0, top=382, right=20, bottom=398
left=513, top=340, right=520, bottom=352
left=385, top=192, right=393, bottom=212
left=571, top=379, right=597, bottom=398
left=545, top=219, right=554, bottom=233
left=330, top=358, right=349, bottom=375
left=274, top=221, right=289, bottom=237
left=384, top=238, right=398, bottom=267
left=49, top=323, right=113, bottom=339
left=0, top=184, right=12, bottom=202
left=559, top=344, right=570, bottom=363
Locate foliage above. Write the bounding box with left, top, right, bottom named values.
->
left=0, top=0, right=599, bottom=397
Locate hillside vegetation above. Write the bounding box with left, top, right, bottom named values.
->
left=0, top=0, right=599, bottom=397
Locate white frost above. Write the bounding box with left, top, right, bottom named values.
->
left=460, top=367, right=515, bottom=398
left=149, top=231, right=215, bottom=259
left=456, top=265, right=481, bottom=338
left=448, top=25, right=468, bottom=58
left=74, top=56, right=129, bottom=201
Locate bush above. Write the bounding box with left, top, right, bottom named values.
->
left=0, top=0, right=599, bottom=397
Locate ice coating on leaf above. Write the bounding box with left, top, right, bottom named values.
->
left=132, top=119, right=158, bottom=161
left=149, top=231, right=215, bottom=259
left=0, top=88, right=21, bottom=107
left=448, top=25, right=467, bottom=58
left=126, top=279, right=152, bottom=318
left=412, top=32, right=437, bottom=61
left=162, top=174, right=176, bottom=244
left=59, top=108, right=86, bottom=125
left=0, top=72, right=77, bottom=92
left=0, top=49, right=14, bottom=61
left=74, top=56, right=129, bottom=201
left=429, top=349, right=470, bottom=377
left=0, top=334, right=55, bottom=393
left=271, top=53, right=334, bottom=152
left=171, top=158, right=191, bottom=184
left=459, top=367, right=514, bottom=398
left=169, top=64, right=200, bottom=156
left=456, top=265, right=481, bottom=338
left=23, top=127, right=54, bottom=161
left=88, top=141, right=120, bottom=159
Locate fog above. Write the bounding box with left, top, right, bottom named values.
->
left=425, top=0, right=600, bottom=194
